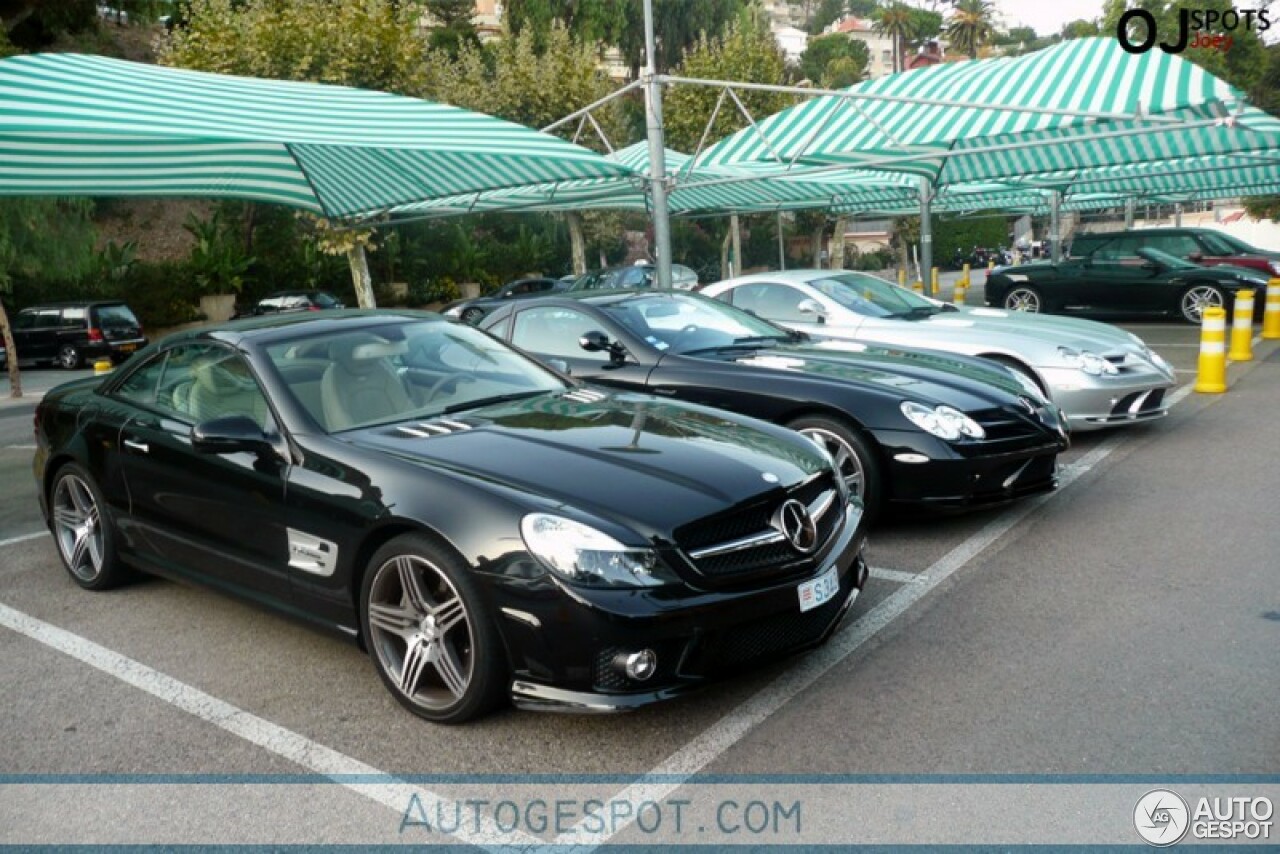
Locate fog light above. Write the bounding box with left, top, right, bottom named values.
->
left=613, top=649, right=657, bottom=682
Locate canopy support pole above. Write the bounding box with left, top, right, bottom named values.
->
left=642, top=0, right=672, bottom=289
left=1049, top=190, right=1062, bottom=263
left=777, top=212, right=786, bottom=270
left=1175, top=203, right=1183, bottom=227
left=1124, top=198, right=1135, bottom=229
left=919, top=178, right=933, bottom=285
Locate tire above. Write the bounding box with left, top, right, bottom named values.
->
left=1003, top=285, right=1043, bottom=313
left=48, top=462, right=129, bottom=591
left=57, top=343, right=82, bottom=370
left=787, top=415, right=882, bottom=520
left=360, top=533, right=506, bottom=724
left=459, top=307, right=485, bottom=325
left=1179, top=283, right=1226, bottom=325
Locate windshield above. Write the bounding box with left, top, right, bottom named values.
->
left=601, top=292, right=791, bottom=355
left=809, top=273, right=937, bottom=317
left=264, top=320, right=566, bottom=432
left=94, top=304, right=140, bottom=328
left=311, top=292, right=341, bottom=308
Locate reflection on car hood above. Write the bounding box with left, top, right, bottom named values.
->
left=727, top=341, right=1033, bottom=412
left=943, top=307, right=1150, bottom=356
left=343, top=390, right=827, bottom=537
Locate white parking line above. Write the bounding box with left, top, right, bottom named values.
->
left=868, top=567, right=923, bottom=585
left=0, top=530, right=50, bottom=549
left=0, top=601, right=543, bottom=852
left=4, top=444, right=36, bottom=450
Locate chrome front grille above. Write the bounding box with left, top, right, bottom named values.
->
left=676, top=473, right=843, bottom=580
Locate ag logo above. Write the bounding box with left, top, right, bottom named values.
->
left=1134, top=789, right=1190, bottom=847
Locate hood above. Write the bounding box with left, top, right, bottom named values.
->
left=1201, top=263, right=1271, bottom=285
left=342, top=389, right=828, bottom=539
left=944, top=306, right=1148, bottom=357
left=727, top=340, right=1033, bottom=412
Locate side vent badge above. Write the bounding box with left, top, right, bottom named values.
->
left=287, top=528, right=339, bottom=576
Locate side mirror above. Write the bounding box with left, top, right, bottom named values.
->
left=546, top=357, right=571, bottom=375
left=797, top=298, right=826, bottom=324
left=192, top=415, right=274, bottom=455
left=579, top=330, right=612, bottom=352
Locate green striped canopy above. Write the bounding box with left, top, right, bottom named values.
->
left=0, top=53, right=631, bottom=219
left=693, top=38, right=1280, bottom=188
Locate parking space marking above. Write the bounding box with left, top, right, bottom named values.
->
left=552, top=436, right=1128, bottom=848
left=4, top=444, right=36, bottom=450
left=868, top=567, right=923, bottom=585
left=0, top=601, right=543, bottom=852
left=0, top=531, right=50, bottom=549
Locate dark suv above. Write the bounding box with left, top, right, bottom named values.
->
left=9, top=301, right=147, bottom=370
left=1070, top=228, right=1280, bottom=277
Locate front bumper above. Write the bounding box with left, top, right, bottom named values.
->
left=499, top=504, right=868, bottom=712
left=1038, top=365, right=1175, bottom=431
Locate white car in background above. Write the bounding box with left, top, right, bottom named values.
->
left=702, top=270, right=1177, bottom=432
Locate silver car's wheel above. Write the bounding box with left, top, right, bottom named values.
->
left=52, top=473, right=104, bottom=583
left=1004, top=287, right=1042, bottom=313
left=1180, top=284, right=1225, bottom=325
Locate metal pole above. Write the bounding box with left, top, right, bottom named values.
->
left=642, top=0, right=672, bottom=289
left=1049, top=190, right=1062, bottom=263
left=918, top=177, right=933, bottom=284
left=1124, top=198, right=1135, bottom=229
left=777, top=212, right=786, bottom=270
left=1175, top=203, right=1183, bottom=227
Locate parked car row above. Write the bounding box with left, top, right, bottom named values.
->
left=33, top=238, right=1209, bottom=726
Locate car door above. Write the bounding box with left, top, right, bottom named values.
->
left=12, top=308, right=60, bottom=364
left=506, top=304, right=654, bottom=390
left=1079, top=234, right=1162, bottom=312
left=113, top=342, right=292, bottom=600
left=726, top=282, right=830, bottom=338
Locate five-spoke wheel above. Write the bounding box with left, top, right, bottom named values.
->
left=1003, top=286, right=1042, bottom=313
left=362, top=535, right=505, bottom=723
left=1180, top=284, right=1225, bottom=325
left=49, top=464, right=126, bottom=590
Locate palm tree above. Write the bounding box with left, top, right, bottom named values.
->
left=872, top=1, right=917, bottom=74
left=946, top=0, right=997, bottom=60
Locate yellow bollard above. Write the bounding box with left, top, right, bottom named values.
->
left=1263, top=278, right=1280, bottom=340
left=911, top=279, right=923, bottom=293
left=962, top=262, right=970, bottom=284
left=1194, top=307, right=1228, bottom=393
left=987, top=259, right=994, bottom=275
left=1227, top=288, right=1255, bottom=362
left=930, top=267, right=939, bottom=296
left=954, top=279, right=968, bottom=305
left=897, top=268, right=906, bottom=288
left=93, top=359, right=113, bottom=375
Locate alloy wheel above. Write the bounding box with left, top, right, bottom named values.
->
left=798, top=427, right=865, bottom=500
left=58, top=345, right=80, bottom=370
left=1004, top=288, right=1041, bottom=313
left=52, top=474, right=104, bottom=582
left=1181, top=285, right=1224, bottom=324
left=367, top=554, right=475, bottom=711
left=460, top=308, right=485, bottom=325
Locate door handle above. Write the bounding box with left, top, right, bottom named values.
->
left=122, top=438, right=150, bottom=454
left=650, top=387, right=678, bottom=396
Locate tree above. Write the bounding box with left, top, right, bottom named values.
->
left=1243, top=196, right=1280, bottom=222
left=946, top=0, right=995, bottom=60
left=907, top=7, right=944, bottom=49
left=1061, top=19, right=1100, bottom=39
left=618, top=0, right=745, bottom=77
left=662, top=18, right=793, bottom=153
left=799, top=32, right=869, bottom=86
left=0, top=198, right=98, bottom=396
left=503, top=0, right=627, bottom=47
left=872, top=1, right=917, bottom=74
left=424, top=0, right=479, bottom=55
left=810, top=0, right=846, bottom=34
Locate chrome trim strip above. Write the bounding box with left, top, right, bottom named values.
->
left=438, top=419, right=473, bottom=430
left=807, top=489, right=836, bottom=522
left=687, top=529, right=786, bottom=560
left=500, top=607, right=541, bottom=629
left=396, top=427, right=433, bottom=437
left=416, top=422, right=453, bottom=434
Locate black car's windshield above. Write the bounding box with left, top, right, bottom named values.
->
left=264, top=320, right=565, bottom=432
left=809, top=273, right=938, bottom=318
left=601, top=293, right=790, bottom=355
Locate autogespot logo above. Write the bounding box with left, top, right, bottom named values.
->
left=1135, top=789, right=1191, bottom=847
left=1116, top=7, right=1270, bottom=54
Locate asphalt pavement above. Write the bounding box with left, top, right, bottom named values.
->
left=1, top=303, right=1277, bottom=846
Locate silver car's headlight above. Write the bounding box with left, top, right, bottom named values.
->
left=443, top=306, right=463, bottom=317
left=900, top=401, right=986, bottom=441
left=1058, top=347, right=1118, bottom=376
left=520, top=514, right=673, bottom=588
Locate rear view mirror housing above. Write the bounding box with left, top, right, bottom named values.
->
left=192, top=415, right=274, bottom=456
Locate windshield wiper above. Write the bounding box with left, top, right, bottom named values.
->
left=681, top=336, right=786, bottom=356
left=440, top=389, right=548, bottom=414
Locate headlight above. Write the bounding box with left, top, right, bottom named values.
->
left=900, top=401, right=986, bottom=441
left=443, top=306, right=463, bottom=317
left=1005, top=367, right=1047, bottom=403
left=520, top=514, right=673, bottom=588
left=1058, top=347, right=1117, bottom=376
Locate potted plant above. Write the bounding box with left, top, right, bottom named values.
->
left=185, top=212, right=254, bottom=322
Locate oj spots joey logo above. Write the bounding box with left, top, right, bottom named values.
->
left=1134, top=789, right=1190, bottom=847
left=1116, top=7, right=1270, bottom=54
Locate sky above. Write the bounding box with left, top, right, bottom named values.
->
left=993, top=0, right=1104, bottom=37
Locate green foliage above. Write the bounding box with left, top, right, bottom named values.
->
left=809, top=0, right=846, bottom=35
left=503, top=0, right=627, bottom=49
left=663, top=18, right=794, bottom=152
left=409, top=277, right=462, bottom=306
left=907, top=8, right=944, bottom=48
left=1061, top=19, right=1100, bottom=39
left=1243, top=196, right=1280, bottom=222
left=800, top=33, right=869, bottom=86
left=158, top=0, right=429, bottom=96
left=425, top=0, right=480, bottom=56
left=3, top=0, right=97, bottom=52
left=617, top=0, right=746, bottom=76
left=117, top=261, right=204, bottom=328
left=185, top=211, right=255, bottom=295
left=871, top=1, right=915, bottom=73
left=95, top=240, right=138, bottom=283
left=0, top=198, right=98, bottom=291
left=933, top=214, right=1009, bottom=263
left=946, top=0, right=996, bottom=60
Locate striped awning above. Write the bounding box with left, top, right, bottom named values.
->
left=0, top=53, right=631, bottom=219
left=692, top=38, right=1280, bottom=188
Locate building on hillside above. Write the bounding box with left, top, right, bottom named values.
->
left=905, top=40, right=944, bottom=71
left=773, top=24, right=808, bottom=65
left=823, top=17, right=897, bottom=79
